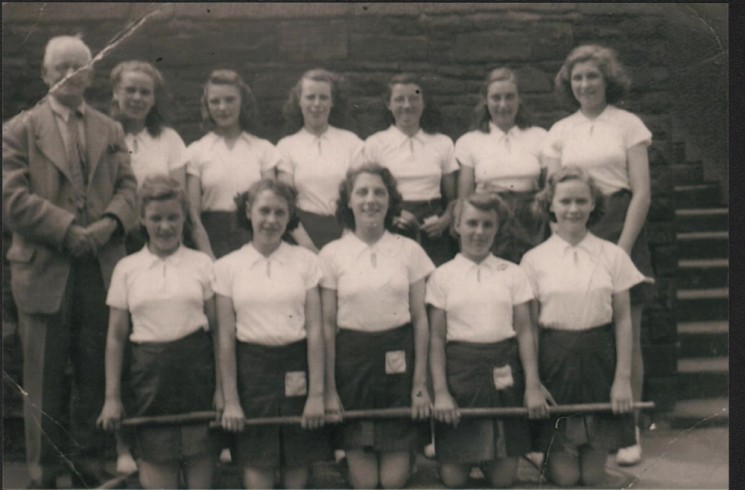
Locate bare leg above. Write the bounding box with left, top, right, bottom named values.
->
left=630, top=305, right=644, bottom=421
left=138, top=460, right=180, bottom=489
left=483, top=457, right=519, bottom=488
left=282, top=465, right=310, bottom=489
left=579, top=447, right=608, bottom=486
left=379, top=451, right=411, bottom=489
left=439, top=463, right=468, bottom=488
left=545, top=448, right=580, bottom=487
left=243, top=466, right=275, bottom=489
left=346, top=449, right=379, bottom=489
left=183, top=456, right=215, bottom=489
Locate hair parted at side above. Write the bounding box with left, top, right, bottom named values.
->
left=234, top=179, right=300, bottom=237
left=110, top=60, right=171, bottom=137
left=138, top=174, right=192, bottom=242
left=43, top=35, right=92, bottom=70
left=554, top=44, right=631, bottom=110
left=384, top=73, right=443, bottom=134
left=451, top=191, right=511, bottom=239
left=537, top=165, right=605, bottom=226
left=472, top=67, right=533, bottom=132
left=335, top=163, right=403, bottom=232
left=201, top=69, right=259, bottom=133
left=282, top=68, right=349, bottom=134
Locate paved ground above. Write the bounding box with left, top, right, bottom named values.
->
left=2, top=426, right=728, bottom=489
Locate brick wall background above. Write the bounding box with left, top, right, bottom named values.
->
left=2, top=2, right=729, bottom=411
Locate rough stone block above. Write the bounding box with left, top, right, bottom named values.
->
left=529, top=23, right=575, bottom=60
left=349, top=34, right=427, bottom=61
left=650, top=167, right=674, bottom=196
left=352, top=3, right=423, bottom=17
left=644, top=376, right=678, bottom=412
left=646, top=222, right=676, bottom=246
left=177, top=3, right=353, bottom=20
left=279, top=20, right=348, bottom=61
left=651, top=245, right=678, bottom=279
left=643, top=309, right=678, bottom=344
left=452, top=31, right=532, bottom=62
left=2, top=2, right=129, bottom=22
left=642, top=343, right=678, bottom=377
left=652, top=277, right=677, bottom=310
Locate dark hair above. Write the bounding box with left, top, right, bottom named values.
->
left=335, top=163, right=403, bottom=232
left=234, top=179, right=300, bottom=238
left=472, top=67, right=533, bottom=132
left=138, top=174, right=192, bottom=242
left=554, top=44, right=631, bottom=110
left=452, top=191, right=511, bottom=241
left=537, top=166, right=605, bottom=227
left=282, top=68, right=349, bottom=134
left=384, top=73, right=443, bottom=134
left=201, top=69, right=259, bottom=133
left=110, top=60, right=170, bottom=137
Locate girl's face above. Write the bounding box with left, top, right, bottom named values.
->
left=550, top=179, right=595, bottom=236
left=388, top=83, right=424, bottom=133
left=486, top=79, right=520, bottom=132
left=570, top=60, right=608, bottom=110
left=142, top=198, right=184, bottom=257
left=348, top=172, right=389, bottom=230
left=114, top=70, right=156, bottom=124
left=300, top=78, right=333, bottom=132
left=206, top=83, right=242, bottom=131
left=455, top=202, right=498, bottom=262
left=249, top=189, right=290, bottom=249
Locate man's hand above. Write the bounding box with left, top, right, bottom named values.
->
left=63, top=224, right=94, bottom=257
left=85, top=217, right=118, bottom=252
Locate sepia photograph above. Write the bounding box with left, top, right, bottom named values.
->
left=2, top=2, right=729, bottom=489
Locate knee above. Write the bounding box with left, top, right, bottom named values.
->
left=484, top=459, right=518, bottom=488
left=581, top=467, right=606, bottom=487
left=439, top=464, right=468, bottom=488
left=379, top=466, right=409, bottom=489
left=281, top=466, right=309, bottom=489
left=349, top=471, right=378, bottom=490
left=242, top=467, right=275, bottom=489
left=546, top=459, right=580, bottom=487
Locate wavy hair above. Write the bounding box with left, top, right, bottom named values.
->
left=384, top=73, right=443, bottom=134
left=234, top=179, right=300, bottom=238
left=138, top=174, right=192, bottom=242
left=554, top=44, right=631, bottom=110
left=201, top=69, right=259, bottom=133
left=335, top=163, right=403, bottom=232
left=537, top=166, right=605, bottom=226
left=471, top=67, right=533, bottom=132
left=452, top=191, right=511, bottom=240
left=110, top=60, right=170, bottom=137
left=282, top=68, right=349, bottom=134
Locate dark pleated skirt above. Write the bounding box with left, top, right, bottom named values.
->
left=296, top=208, right=344, bottom=250
left=202, top=211, right=252, bottom=259
left=335, top=324, right=424, bottom=453
left=492, top=190, right=549, bottom=265
left=591, top=190, right=655, bottom=305
left=234, top=340, right=331, bottom=469
left=535, top=324, right=635, bottom=452
left=436, top=339, right=532, bottom=463
left=125, top=329, right=219, bottom=463
left=397, top=199, right=456, bottom=266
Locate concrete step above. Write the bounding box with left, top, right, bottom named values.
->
left=670, top=162, right=704, bottom=185
left=674, top=183, right=724, bottom=208
left=677, top=320, right=729, bottom=357
left=676, top=357, right=728, bottom=400
left=675, top=208, right=728, bottom=233
left=676, top=231, right=728, bottom=259
left=667, top=397, right=729, bottom=429
left=676, top=287, right=728, bottom=322
left=676, top=258, right=729, bottom=289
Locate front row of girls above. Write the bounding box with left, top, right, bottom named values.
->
left=98, top=162, right=642, bottom=489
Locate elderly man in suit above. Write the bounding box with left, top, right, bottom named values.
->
left=3, top=35, right=137, bottom=488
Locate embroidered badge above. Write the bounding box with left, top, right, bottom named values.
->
left=285, top=371, right=307, bottom=397
left=492, top=365, right=514, bottom=390
left=385, top=350, right=407, bottom=374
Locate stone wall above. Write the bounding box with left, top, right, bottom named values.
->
left=2, top=2, right=727, bottom=411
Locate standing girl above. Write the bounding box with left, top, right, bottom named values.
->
left=98, top=175, right=220, bottom=489
left=428, top=192, right=548, bottom=488
left=186, top=70, right=281, bottom=259
left=543, top=45, right=653, bottom=464
left=520, top=166, right=642, bottom=486
left=361, top=73, right=458, bottom=266
left=277, top=68, right=364, bottom=252
left=455, top=67, right=548, bottom=264
left=215, top=179, right=329, bottom=489
left=320, top=164, right=433, bottom=489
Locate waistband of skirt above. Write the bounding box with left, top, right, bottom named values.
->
left=446, top=336, right=517, bottom=351
left=540, top=322, right=613, bottom=336
left=337, top=322, right=412, bottom=339
left=130, top=326, right=209, bottom=347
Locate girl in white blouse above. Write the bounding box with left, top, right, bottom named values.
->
left=216, top=179, right=328, bottom=489
left=543, top=45, right=653, bottom=465
left=319, top=164, right=433, bottom=489
left=98, top=175, right=220, bottom=489
left=186, top=70, right=280, bottom=260
left=110, top=61, right=187, bottom=255
left=277, top=69, right=363, bottom=252
left=456, top=67, right=549, bottom=264
left=427, top=192, right=548, bottom=488
left=361, top=73, right=458, bottom=266
left=520, top=166, right=642, bottom=487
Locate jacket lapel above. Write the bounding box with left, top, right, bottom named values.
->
left=84, top=109, right=107, bottom=184
left=35, top=99, right=74, bottom=183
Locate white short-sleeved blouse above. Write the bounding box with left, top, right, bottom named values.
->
left=276, top=126, right=363, bottom=216
left=361, top=126, right=458, bottom=202
left=319, top=231, right=435, bottom=332
left=124, top=127, right=186, bottom=186
left=542, top=105, right=652, bottom=195
left=185, top=131, right=282, bottom=211
left=426, top=253, right=534, bottom=343
left=520, top=233, right=644, bottom=331
left=454, top=122, right=547, bottom=193
left=106, top=246, right=214, bottom=343
left=212, top=242, right=321, bottom=346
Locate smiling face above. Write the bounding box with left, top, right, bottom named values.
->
left=550, top=179, right=595, bottom=238
left=206, top=82, right=242, bottom=132
left=455, top=201, right=498, bottom=263
left=348, top=172, right=390, bottom=231
left=388, top=83, right=424, bottom=134
left=486, top=79, right=519, bottom=132
left=570, top=60, right=607, bottom=112
left=143, top=198, right=184, bottom=258
left=42, top=41, right=93, bottom=107
left=300, top=78, right=333, bottom=133
left=249, top=189, right=290, bottom=250
left=114, top=70, right=156, bottom=124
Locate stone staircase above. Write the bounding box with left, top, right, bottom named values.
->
left=668, top=156, right=729, bottom=428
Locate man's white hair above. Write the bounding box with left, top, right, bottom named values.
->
left=42, top=35, right=92, bottom=69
